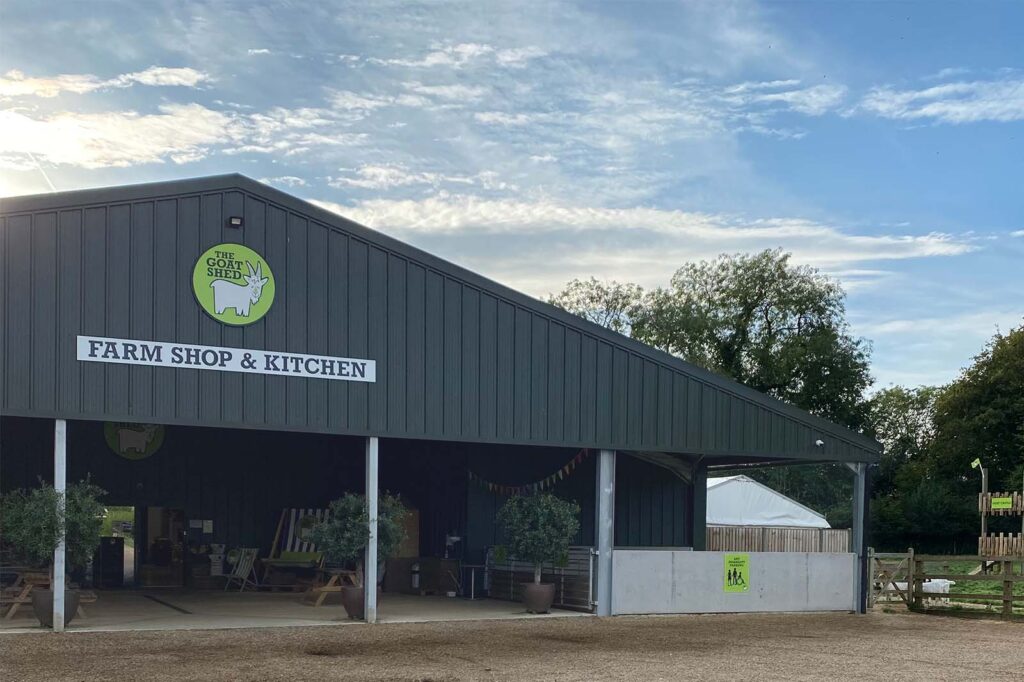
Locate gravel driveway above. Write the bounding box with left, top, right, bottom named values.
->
left=1, top=610, right=1020, bottom=681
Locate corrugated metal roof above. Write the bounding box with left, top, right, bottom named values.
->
left=1, top=174, right=881, bottom=462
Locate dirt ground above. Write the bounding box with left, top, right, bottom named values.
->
left=1, top=610, right=1021, bottom=681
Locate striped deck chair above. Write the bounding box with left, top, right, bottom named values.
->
left=223, top=548, right=260, bottom=592
left=262, top=508, right=328, bottom=585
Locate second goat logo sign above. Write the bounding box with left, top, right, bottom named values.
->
left=193, top=243, right=275, bottom=325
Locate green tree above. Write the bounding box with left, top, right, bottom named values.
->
left=309, top=492, right=408, bottom=586
left=865, top=386, right=939, bottom=498
left=634, top=250, right=872, bottom=429
left=0, top=480, right=106, bottom=573
left=547, top=277, right=644, bottom=336
left=928, top=325, right=1024, bottom=495
left=496, top=493, right=580, bottom=584
left=549, top=250, right=874, bottom=527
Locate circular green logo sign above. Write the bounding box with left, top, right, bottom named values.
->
left=104, top=422, right=165, bottom=460
left=192, top=243, right=275, bottom=325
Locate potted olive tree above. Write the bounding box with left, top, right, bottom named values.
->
left=496, top=493, right=581, bottom=614
left=0, top=480, right=105, bottom=627
left=309, top=492, right=408, bottom=619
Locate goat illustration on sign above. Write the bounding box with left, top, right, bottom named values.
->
left=118, top=424, right=159, bottom=453
left=192, top=243, right=276, bottom=325
left=210, top=261, right=269, bottom=318
left=104, top=422, right=165, bottom=460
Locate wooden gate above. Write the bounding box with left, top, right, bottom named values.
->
left=868, top=549, right=913, bottom=607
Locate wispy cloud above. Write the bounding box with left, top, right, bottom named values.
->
left=0, top=101, right=369, bottom=169
left=0, top=66, right=210, bottom=98
left=368, top=42, right=495, bottom=69
left=857, top=77, right=1024, bottom=124
left=259, top=175, right=307, bottom=187
left=0, top=104, right=236, bottom=169
left=311, top=193, right=974, bottom=291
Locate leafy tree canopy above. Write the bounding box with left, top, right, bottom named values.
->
left=548, top=249, right=873, bottom=430
left=309, top=492, right=408, bottom=584
left=0, top=480, right=105, bottom=571
left=928, top=325, right=1024, bottom=493
left=547, top=277, right=644, bottom=336
left=496, top=493, right=580, bottom=583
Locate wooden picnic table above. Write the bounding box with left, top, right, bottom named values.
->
left=304, top=568, right=358, bottom=607
left=2, top=570, right=96, bottom=620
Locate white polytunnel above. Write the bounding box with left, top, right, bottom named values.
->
left=706, top=475, right=831, bottom=529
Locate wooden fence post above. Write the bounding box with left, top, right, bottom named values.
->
left=867, top=547, right=875, bottom=609
left=1003, top=560, right=1013, bottom=620
left=907, top=547, right=918, bottom=610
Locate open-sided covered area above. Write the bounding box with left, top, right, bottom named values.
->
left=1, top=174, right=880, bottom=632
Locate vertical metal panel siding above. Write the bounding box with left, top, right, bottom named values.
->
left=1, top=185, right=875, bottom=461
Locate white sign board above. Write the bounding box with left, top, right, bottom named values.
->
left=77, top=336, right=375, bottom=383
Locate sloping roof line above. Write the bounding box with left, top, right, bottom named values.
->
left=1, top=174, right=882, bottom=459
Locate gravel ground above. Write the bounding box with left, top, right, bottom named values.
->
left=1, top=610, right=1021, bottom=681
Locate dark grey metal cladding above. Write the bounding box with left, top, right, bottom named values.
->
left=0, top=175, right=880, bottom=462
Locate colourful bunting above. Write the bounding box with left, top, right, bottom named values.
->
left=467, top=449, right=592, bottom=496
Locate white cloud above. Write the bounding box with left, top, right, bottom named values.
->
left=495, top=46, right=547, bottom=67
left=0, top=104, right=238, bottom=169
left=329, top=90, right=391, bottom=111
left=260, top=175, right=307, bottom=187
left=370, top=43, right=494, bottom=68
left=858, top=78, right=1024, bottom=123
left=325, top=164, right=514, bottom=191
left=309, top=194, right=975, bottom=293
left=747, top=84, right=847, bottom=116
left=0, top=100, right=370, bottom=169
left=0, top=66, right=210, bottom=98
left=1010, top=230, right=1024, bottom=238
left=247, top=48, right=272, bottom=56
left=402, top=81, right=488, bottom=101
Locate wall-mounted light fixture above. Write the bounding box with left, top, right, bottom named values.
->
left=226, top=216, right=244, bottom=228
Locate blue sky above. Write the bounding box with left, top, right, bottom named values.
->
left=1, top=0, right=1022, bottom=389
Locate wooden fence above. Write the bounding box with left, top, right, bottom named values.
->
left=978, top=491, right=1024, bottom=515
left=869, top=548, right=1024, bottom=620
left=978, top=533, right=1024, bottom=556
left=707, top=525, right=850, bottom=553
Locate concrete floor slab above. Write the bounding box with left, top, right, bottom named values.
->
left=1, top=589, right=589, bottom=633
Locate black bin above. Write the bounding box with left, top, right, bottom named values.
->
left=94, top=536, right=125, bottom=588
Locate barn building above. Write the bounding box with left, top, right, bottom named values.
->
left=0, top=175, right=878, bottom=629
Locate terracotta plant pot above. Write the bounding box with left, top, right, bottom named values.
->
left=521, top=582, right=556, bottom=614
left=340, top=585, right=382, bottom=620
left=31, top=588, right=81, bottom=628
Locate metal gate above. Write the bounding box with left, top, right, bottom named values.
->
left=485, top=545, right=595, bottom=611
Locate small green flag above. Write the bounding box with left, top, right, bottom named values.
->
left=971, top=458, right=982, bottom=469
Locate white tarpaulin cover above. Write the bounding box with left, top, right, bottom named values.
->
left=707, top=475, right=830, bottom=528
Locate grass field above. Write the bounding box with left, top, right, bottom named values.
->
left=918, top=559, right=1024, bottom=615
left=98, top=506, right=135, bottom=548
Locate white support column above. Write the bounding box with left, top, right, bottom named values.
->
left=595, top=449, right=616, bottom=616
left=364, top=436, right=379, bottom=624
left=53, top=419, right=67, bottom=632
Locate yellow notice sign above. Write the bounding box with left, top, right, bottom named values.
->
left=992, top=497, right=1013, bottom=510
left=724, top=553, right=750, bottom=593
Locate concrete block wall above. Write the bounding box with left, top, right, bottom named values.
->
left=611, top=550, right=856, bottom=615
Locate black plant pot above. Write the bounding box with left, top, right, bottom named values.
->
left=31, top=588, right=81, bottom=628
left=340, top=585, right=383, bottom=620
left=521, top=582, right=556, bottom=614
